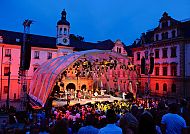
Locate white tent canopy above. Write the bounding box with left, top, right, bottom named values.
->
left=29, top=49, right=133, bottom=107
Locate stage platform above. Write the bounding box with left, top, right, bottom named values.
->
left=52, top=95, right=123, bottom=107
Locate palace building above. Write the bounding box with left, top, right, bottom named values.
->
left=0, top=10, right=189, bottom=106
left=0, top=10, right=137, bottom=104
left=132, top=12, right=190, bottom=98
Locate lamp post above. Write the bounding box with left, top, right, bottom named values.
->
left=6, top=56, right=11, bottom=110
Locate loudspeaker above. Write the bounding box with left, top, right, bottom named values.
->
left=149, top=57, right=154, bottom=74
left=141, top=57, right=145, bottom=74
left=20, top=34, right=31, bottom=70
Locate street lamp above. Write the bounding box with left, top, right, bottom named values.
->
left=6, top=55, right=11, bottom=110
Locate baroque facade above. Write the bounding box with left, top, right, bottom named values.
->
left=132, top=12, right=190, bottom=98
left=0, top=10, right=135, bottom=101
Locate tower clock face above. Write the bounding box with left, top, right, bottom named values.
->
left=63, top=38, right=68, bottom=43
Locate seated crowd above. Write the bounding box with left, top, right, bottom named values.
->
left=1, top=98, right=190, bottom=134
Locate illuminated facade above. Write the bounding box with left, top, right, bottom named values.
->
left=0, top=10, right=136, bottom=102
left=132, top=12, right=190, bottom=98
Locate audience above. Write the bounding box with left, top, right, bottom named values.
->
left=0, top=97, right=189, bottom=134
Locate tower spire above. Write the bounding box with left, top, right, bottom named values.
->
left=61, top=9, right=67, bottom=20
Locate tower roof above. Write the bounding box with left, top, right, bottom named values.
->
left=57, top=9, right=70, bottom=26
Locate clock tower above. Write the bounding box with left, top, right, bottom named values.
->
left=56, top=9, right=70, bottom=46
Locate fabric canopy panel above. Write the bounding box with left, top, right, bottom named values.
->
left=29, top=49, right=131, bottom=107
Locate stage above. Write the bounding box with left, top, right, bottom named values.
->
left=52, top=95, right=123, bottom=107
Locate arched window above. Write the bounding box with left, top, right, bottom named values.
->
left=156, top=83, right=159, bottom=90
left=163, top=83, right=167, bottom=92
left=59, top=28, right=62, bottom=35
left=64, top=28, right=67, bottom=35
left=171, top=84, right=176, bottom=93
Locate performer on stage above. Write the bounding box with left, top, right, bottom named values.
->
left=94, top=91, right=98, bottom=100
left=78, top=91, right=82, bottom=101
left=74, top=90, right=77, bottom=100
left=122, top=92, right=126, bottom=100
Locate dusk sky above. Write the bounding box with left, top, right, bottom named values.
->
left=0, top=0, right=190, bottom=45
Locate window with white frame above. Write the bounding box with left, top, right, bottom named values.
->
left=34, top=51, right=39, bottom=59
left=5, top=49, right=11, bottom=57
left=47, top=52, right=52, bottom=59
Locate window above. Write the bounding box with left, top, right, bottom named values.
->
left=161, top=33, right=165, bottom=40
left=171, top=65, right=177, bottom=76
left=162, top=32, right=168, bottom=40
left=145, top=51, right=148, bottom=59
left=162, top=21, right=168, bottom=28
left=156, top=83, right=159, bottom=90
left=4, top=86, right=8, bottom=94
left=171, top=47, right=177, bottom=58
left=163, top=67, right=168, bottom=76
left=156, top=34, right=159, bottom=41
left=119, top=48, right=121, bottom=53
left=64, top=28, right=67, bottom=35
left=34, top=51, right=39, bottom=59
left=171, top=84, right=176, bottom=93
left=172, top=30, right=176, bottom=38
left=155, top=67, right=159, bottom=76
left=4, top=67, right=10, bottom=76
left=163, top=83, right=167, bottom=92
left=47, top=52, right=52, bottom=59
left=117, top=47, right=121, bottom=53
left=59, top=28, right=62, bottom=35
left=137, top=52, right=140, bottom=60
left=162, top=48, right=168, bottom=58
left=155, top=49, right=159, bottom=58
left=5, top=49, right=11, bottom=57
left=165, top=32, right=168, bottom=39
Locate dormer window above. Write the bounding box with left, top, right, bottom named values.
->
left=16, top=38, right=20, bottom=42
left=117, top=47, right=121, bottom=53
left=172, top=30, right=176, bottom=38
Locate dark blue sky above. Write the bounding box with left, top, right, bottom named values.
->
left=0, top=0, right=190, bottom=45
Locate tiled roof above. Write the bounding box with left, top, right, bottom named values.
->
left=0, top=30, right=56, bottom=48
left=0, top=30, right=115, bottom=50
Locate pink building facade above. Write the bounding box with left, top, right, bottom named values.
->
left=0, top=10, right=137, bottom=101
left=132, top=12, right=190, bottom=98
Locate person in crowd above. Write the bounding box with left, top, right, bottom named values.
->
left=138, top=111, right=157, bottom=134
left=119, top=112, right=138, bottom=134
left=98, top=109, right=122, bottom=134
left=50, top=119, right=71, bottom=134
left=78, top=114, right=99, bottom=134
left=161, top=103, right=186, bottom=134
